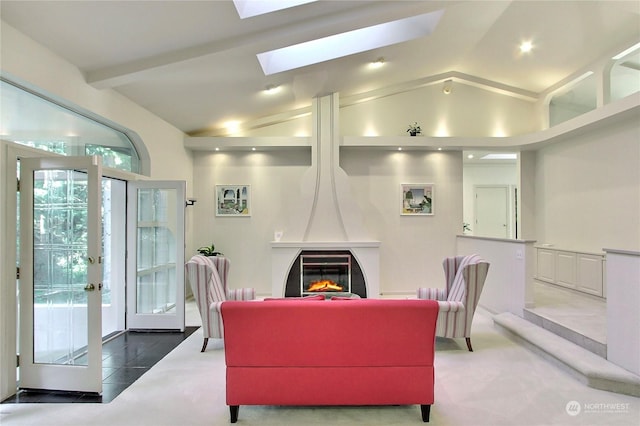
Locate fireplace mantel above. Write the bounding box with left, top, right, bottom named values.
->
left=271, top=241, right=380, bottom=249
left=271, top=241, right=380, bottom=298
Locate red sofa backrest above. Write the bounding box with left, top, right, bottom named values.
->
left=221, top=299, right=439, bottom=368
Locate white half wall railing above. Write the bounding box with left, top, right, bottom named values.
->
left=605, top=248, right=640, bottom=376
left=456, top=235, right=536, bottom=316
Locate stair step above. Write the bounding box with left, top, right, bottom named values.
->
left=494, top=312, right=640, bottom=397
left=523, top=308, right=607, bottom=358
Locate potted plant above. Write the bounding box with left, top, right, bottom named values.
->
left=197, top=244, right=223, bottom=256
left=407, top=122, right=421, bottom=136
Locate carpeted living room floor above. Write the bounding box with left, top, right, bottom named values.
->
left=1, top=301, right=638, bottom=426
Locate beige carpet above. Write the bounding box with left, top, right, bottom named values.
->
left=1, top=306, right=638, bottom=426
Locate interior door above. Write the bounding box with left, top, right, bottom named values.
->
left=474, top=185, right=509, bottom=238
left=126, top=180, right=185, bottom=331
left=19, top=156, right=103, bottom=393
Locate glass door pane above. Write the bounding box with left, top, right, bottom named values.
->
left=127, top=181, right=185, bottom=330
left=32, top=169, right=90, bottom=365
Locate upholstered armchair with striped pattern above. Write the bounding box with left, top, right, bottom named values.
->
left=185, top=255, right=256, bottom=352
left=417, top=255, right=489, bottom=352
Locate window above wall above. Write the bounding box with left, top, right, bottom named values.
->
left=0, top=79, right=141, bottom=173
left=611, top=49, right=640, bottom=102
left=548, top=43, right=640, bottom=128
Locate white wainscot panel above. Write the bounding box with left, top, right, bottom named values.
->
left=576, top=254, right=603, bottom=296
left=536, top=249, right=555, bottom=283
left=555, top=251, right=577, bottom=289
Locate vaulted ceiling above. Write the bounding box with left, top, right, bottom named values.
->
left=2, top=1, right=639, bottom=136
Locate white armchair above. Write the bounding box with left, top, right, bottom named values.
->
left=417, top=255, right=489, bottom=351
left=185, top=255, right=255, bottom=351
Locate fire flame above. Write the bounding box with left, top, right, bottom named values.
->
left=307, top=280, right=344, bottom=292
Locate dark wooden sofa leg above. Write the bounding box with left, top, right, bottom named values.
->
left=200, top=338, right=209, bottom=352
left=421, top=404, right=431, bottom=422
left=230, top=405, right=239, bottom=423
left=466, top=337, right=473, bottom=352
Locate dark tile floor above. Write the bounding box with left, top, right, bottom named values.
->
left=2, top=327, right=197, bottom=404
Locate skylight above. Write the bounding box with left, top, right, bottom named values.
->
left=481, top=153, right=518, bottom=160
left=233, top=0, right=317, bottom=19
left=257, top=10, right=444, bottom=76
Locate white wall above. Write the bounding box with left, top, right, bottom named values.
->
left=191, top=150, right=310, bottom=295
left=340, top=83, right=537, bottom=137
left=341, top=149, right=462, bottom=294
left=240, top=82, right=537, bottom=139
left=534, top=114, right=640, bottom=252
left=240, top=115, right=312, bottom=137
left=190, top=148, right=461, bottom=296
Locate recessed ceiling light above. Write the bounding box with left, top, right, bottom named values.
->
left=252, top=147, right=256, bottom=151
left=437, top=147, right=442, bottom=151
left=225, top=121, right=241, bottom=134
left=519, top=41, right=533, bottom=53
left=215, top=147, right=220, bottom=152
left=257, top=10, right=444, bottom=75
left=467, top=154, right=474, bottom=159
left=398, top=147, right=402, bottom=151
left=442, top=79, right=453, bottom=94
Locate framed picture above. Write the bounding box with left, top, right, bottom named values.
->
left=401, top=184, right=434, bottom=215
left=216, top=185, right=251, bottom=216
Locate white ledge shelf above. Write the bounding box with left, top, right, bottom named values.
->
left=457, top=235, right=536, bottom=244
left=271, top=241, right=381, bottom=249
left=183, top=96, right=638, bottom=152
left=603, top=248, right=640, bottom=256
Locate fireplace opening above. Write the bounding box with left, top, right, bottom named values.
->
left=301, top=254, right=351, bottom=295
left=284, top=250, right=367, bottom=298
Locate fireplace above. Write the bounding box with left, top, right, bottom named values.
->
left=283, top=250, right=368, bottom=298
left=301, top=254, right=351, bottom=295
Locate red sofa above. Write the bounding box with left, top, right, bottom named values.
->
left=221, top=298, right=439, bottom=423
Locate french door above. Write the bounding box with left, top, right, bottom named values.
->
left=19, top=156, right=103, bottom=393
left=14, top=149, right=186, bottom=394
left=126, top=181, right=185, bottom=331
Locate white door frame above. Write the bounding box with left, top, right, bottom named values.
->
left=19, top=155, right=103, bottom=393
left=1, top=143, right=63, bottom=400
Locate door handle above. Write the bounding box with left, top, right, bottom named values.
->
left=84, top=283, right=95, bottom=291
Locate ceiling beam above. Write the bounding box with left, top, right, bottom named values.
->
left=86, top=1, right=444, bottom=89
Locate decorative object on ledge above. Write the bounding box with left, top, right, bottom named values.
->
left=216, top=184, right=251, bottom=216
left=197, top=243, right=223, bottom=256
left=402, top=184, right=434, bottom=215
left=463, top=222, right=472, bottom=234
left=407, top=122, right=422, bottom=136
